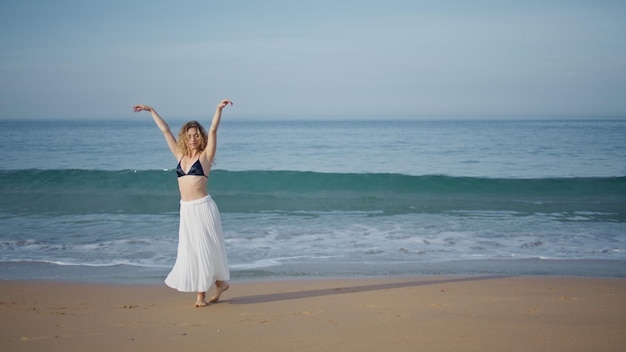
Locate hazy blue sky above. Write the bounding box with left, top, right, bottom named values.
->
left=1, top=0, right=625, bottom=120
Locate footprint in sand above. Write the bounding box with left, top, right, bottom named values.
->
left=176, top=321, right=207, bottom=327
left=293, top=310, right=324, bottom=316
left=21, top=332, right=105, bottom=341
left=426, top=303, right=452, bottom=309
left=362, top=304, right=386, bottom=309
left=238, top=312, right=266, bottom=316
left=558, top=296, right=576, bottom=301
left=113, top=321, right=144, bottom=327
left=20, top=336, right=53, bottom=341
left=117, top=304, right=139, bottom=309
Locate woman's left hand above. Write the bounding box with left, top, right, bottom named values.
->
left=132, top=105, right=152, bottom=113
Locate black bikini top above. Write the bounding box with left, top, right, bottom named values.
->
left=176, top=158, right=207, bottom=178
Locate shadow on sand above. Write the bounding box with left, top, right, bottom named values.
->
left=226, top=276, right=508, bottom=305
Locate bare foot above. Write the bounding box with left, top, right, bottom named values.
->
left=195, top=292, right=208, bottom=307
left=209, top=282, right=230, bottom=303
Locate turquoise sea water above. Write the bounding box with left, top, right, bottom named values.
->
left=0, top=118, right=625, bottom=282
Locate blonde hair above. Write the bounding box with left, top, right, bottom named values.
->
left=177, top=121, right=208, bottom=155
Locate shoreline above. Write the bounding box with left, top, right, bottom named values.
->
left=1, top=258, right=625, bottom=285
left=2, top=275, right=625, bottom=352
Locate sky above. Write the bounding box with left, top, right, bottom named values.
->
left=1, top=0, right=625, bottom=120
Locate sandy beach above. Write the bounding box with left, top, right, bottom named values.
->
left=1, top=276, right=625, bottom=352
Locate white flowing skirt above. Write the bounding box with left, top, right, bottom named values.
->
left=165, top=195, right=230, bottom=292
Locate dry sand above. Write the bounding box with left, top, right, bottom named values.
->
left=1, top=276, right=625, bottom=352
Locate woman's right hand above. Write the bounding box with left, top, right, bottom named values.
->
left=132, top=105, right=152, bottom=113
left=217, top=99, right=233, bottom=109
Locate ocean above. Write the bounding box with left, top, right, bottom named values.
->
left=1, top=118, right=625, bottom=283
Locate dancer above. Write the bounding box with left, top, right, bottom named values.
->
left=132, top=99, right=233, bottom=307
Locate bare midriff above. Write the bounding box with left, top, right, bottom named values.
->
left=178, top=176, right=209, bottom=202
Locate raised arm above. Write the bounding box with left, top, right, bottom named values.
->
left=132, top=105, right=180, bottom=160
left=204, top=99, right=233, bottom=163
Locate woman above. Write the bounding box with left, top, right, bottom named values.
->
left=132, top=99, right=233, bottom=307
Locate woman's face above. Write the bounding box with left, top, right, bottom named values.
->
left=186, top=127, right=201, bottom=151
